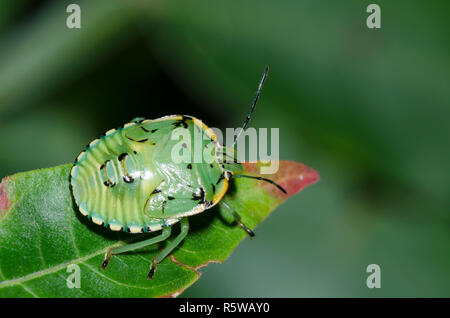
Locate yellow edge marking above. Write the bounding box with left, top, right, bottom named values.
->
left=211, top=178, right=229, bottom=206
left=140, top=115, right=183, bottom=126
left=166, top=218, right=179, bottom=225
left=79, top=206, right=88, bottom=216
left=128, top=226, right=143, bottom=233
left=109, top=224, right=122, bottom=231
left=148, top=224, right=162, bottom=231
left=105, top=128, right=116, bottom=136
left=76, top=151, right=86, bottom=162
left=92, top=216, right=103, bottom=225
left=154, top=206, right=206, bottom=219
left=177, top=204, right=206, bottom=218
left=152, top=115, right=183, bottom=122
left=124, top=122, right=135, bottom=128
left=191, top=117, right=217, bottom=141
left=70, top=165, right=76, bottom=177
left=89, top=139, right=100, bottom=148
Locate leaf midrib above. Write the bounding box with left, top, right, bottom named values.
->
left=0, top=243, right=121, bottom=288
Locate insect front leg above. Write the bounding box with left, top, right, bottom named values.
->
left=101, top=226, right=172, bottom=269
left=220, top=200, right=255, bottom=238
left=148, top=217, right=190, bottom=279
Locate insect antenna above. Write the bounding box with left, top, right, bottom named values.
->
left=232, top=66, right=269, bottom=148
left=232, top=174, right=287, bottom=194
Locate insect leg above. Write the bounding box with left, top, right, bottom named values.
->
left=101, top=227, right=172, bottom=269
left=148, top=217, right=189, bottom=279
left=220, top=200, right=255, bottom=238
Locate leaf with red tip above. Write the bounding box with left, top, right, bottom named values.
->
left=0, top=161, right=317, bottom=297
left=241, top=161, right=319, bottom=199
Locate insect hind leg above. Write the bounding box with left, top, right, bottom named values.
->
left=101, top=227, right=172, bottom=269
left=148, top=217, right=190, bottom=279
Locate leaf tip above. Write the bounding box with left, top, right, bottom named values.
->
left=276, top=161, right=319, bottom=198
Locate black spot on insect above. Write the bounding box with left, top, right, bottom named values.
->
left=200, top=188, right=206, bottom=201
left=103, top=181, right=116, bottom=188
left=126, top=135, right=148, bottom=143
left=151, top=129, right=158, bottom=133
left=182, top=143, right=187, bottom=148
left=205, top=200, right=213, bottom=208
left=141, top=125, right=150, bottom=132
left=126, top=227, right=131, bottom=233
left=174, top=117, right=188, bottom=129
left=99, top=163, right=105, bottom=170
left=133, top=150, right=138, bottom=155
left=187, top=163, right=192, bottom=169
left=162, top=200, right=167, bottom=214
left=118, top=153, right=127, bottom=161
left=216, top=173, right=225, bottom=185
left=192, top=188, right=206, bottom=203
left=212, top=184, right=216, bottom=192
left=123, top=175, right=134, bottom=183
left=146, top=226, right=152, bottom=232
left=173, top=121, right=183, bottom=128
left=210, top=164, right=214, bottom=168
left=221, top=164, right=225, bottom=169
left=152, top=189, right=161, bottom=194
left=225, top=171, right=233, bottom=180
left=168, top=196, right=175, bottom=200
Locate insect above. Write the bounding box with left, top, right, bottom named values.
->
left=70, top=66, right=286, bottom=279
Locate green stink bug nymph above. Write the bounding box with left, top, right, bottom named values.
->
left=70, top=67, right=286, bottom=278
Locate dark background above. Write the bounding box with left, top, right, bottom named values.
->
left=0, top=0, right=449, bottom=297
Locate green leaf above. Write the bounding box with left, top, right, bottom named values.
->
left=0, top=161, right=318, bottom=298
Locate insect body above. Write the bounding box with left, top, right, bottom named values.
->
left=70, top=67, right=286, bottom=278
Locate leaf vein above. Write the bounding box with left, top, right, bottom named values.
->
left=0, top=243, right=123, bottom=288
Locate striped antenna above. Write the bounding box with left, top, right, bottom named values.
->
left=232, top=66, right=269, bottom=148
left=232, top=174, right=287, bottom=194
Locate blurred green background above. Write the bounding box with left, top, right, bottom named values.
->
left=0, top=0, right=449, bottom=297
